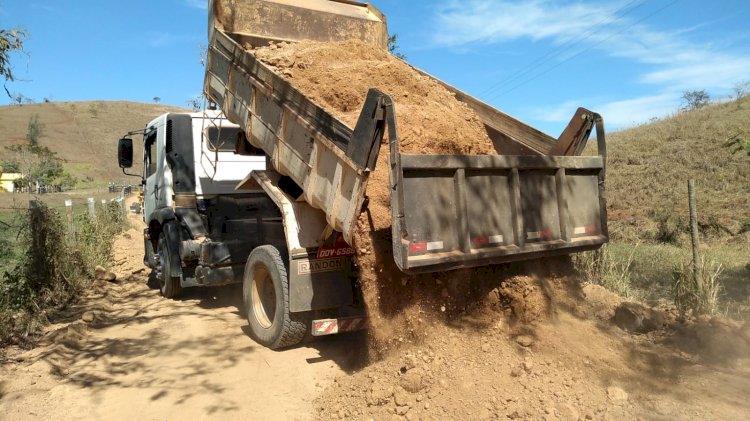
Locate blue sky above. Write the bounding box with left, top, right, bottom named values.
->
left=2, top=0, right=750, bottom=135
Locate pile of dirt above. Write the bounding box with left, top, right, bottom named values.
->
left=313, top=282, right=750, bottom=421
left=315, top=286, right=750, bottom=420
left=253, top=39, right=500, bottom=355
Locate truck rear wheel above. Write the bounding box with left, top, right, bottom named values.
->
left=156, top=223, right=183, bottom=299
left=243, top=245, right=307, bottom=349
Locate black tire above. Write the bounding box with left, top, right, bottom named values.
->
left=143, top=236, right=156, bottom=269
left=156, top=223, right=182, bottom=299
left=243, top=245, right=307, bottom=349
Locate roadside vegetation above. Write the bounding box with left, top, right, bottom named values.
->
left=0, top=200, right=126, bottom=345
left=576, top=91, right=750, bottom=318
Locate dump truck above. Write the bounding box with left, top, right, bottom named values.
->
left=118, top=0, right=608, bottom=350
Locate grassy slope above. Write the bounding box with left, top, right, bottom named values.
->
left=0, top=101, right=186, bottom=186
left=606, top=95, right=750, bottom=242
left=599, top=96, right=750, bottom=317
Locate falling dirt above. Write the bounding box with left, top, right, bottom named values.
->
left=253, top=39, right=503, bottom=356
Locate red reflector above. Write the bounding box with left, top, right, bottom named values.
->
left=334, top=233, right=349, bottom=247
left=585, top=226, right=597, bottom=234
left=539, top=230, right=554, bottom=240
left=473, top=236, right=489, bottom=245
left=409, top=242, right=427, bottom=252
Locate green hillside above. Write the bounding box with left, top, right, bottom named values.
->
left=606, top=95, right=750, bottom=243
left=591, top=95, right=750, bottom=317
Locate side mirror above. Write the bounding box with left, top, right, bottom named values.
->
left=118, top=138, right=134, bottom=168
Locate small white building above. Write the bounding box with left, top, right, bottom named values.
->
left=0, top=173, right=22, bottom=192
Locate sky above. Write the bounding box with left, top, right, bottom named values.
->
left=2, top=0, right=750, bottom=135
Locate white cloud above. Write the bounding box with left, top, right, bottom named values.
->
left=531, top=93, right=678, bottom=130
left=183, top=0, right=207, bottom=10
left=432, top=0, right=750, bottom=100
left=434, top=0, right=613, bottom=46
left=640, top=57, right=750, bottom=91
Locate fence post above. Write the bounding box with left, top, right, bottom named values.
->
left=120, top=187, right=128, bottom=218
left=87, top=197, right=96, bottom=218
left=64, top=199, right=74, bottom=237
left=688, top=180, right=700, bottom=283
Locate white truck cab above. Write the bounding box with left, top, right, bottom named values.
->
left=141, top=111, right=266, bottom=220
left=117, top=110, right=364, bottom=349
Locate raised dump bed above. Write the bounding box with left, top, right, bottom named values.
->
left=204, top=0, right=608, bottom=274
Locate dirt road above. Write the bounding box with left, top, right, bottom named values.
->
left=2, top=211, right=750, bottom=420
left=0, top=216, right=365, bottom=421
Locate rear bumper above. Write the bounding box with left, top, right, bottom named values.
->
left=311, top=316, right=367, bottom=337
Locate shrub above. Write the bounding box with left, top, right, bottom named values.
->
left=0, top=200, right=126, bottom=344
left=653, top=211, right=686, bottom=245
left=673, top=257, right=723, bottom=316
left=573, top=243, right=637, bottom=299
left=739, top=219, right=750, bottom=235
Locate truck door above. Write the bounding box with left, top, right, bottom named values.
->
left=143, top=129, right=158, bottom=219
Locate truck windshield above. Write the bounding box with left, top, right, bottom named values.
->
left=207, top=126, right=242, bottom=152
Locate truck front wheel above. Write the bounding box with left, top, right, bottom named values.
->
left=156, top=223, right=183, bottom=299
left=243, top=245, right=307, bottom=349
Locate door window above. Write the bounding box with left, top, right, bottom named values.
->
left=144, top=130, right=157, bottom=177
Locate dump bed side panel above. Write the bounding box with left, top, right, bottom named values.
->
left=205, top=29, right=384, bottom=244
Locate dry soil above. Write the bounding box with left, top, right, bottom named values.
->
left=0, top=201, right=748, bottom=421
left=0, top=206, right=365, bottom=421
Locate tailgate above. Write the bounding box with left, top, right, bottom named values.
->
left=383, top=99, right=609, bottom=274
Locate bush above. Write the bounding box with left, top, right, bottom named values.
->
left=653, top=211, right=686, bottom=245
left=74, top=202, right=126, bottom=269
left=0, top=204, right=77, bottom=312
left=573, top=244, right=637, bottom=299
left=739, top=219, right=750, bottom=235
left=0, top=201, right=126, bottom=344
left=673, top=258, right=723, bottom=316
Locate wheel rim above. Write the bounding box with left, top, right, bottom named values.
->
left=251, top=264, right=276, bottom=329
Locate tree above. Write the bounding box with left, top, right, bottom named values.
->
left=10, top=91, right=32, bottom=106
left=186, top=96, right=202, bottom=112
left=26, top=114, right=44, bottom=146
left=681, top=90, right=711, bottom=111
left=4, top=144, right=65, bottom=187
left=0, top=27, right=27, bottom=98
left=0, top=159, right=20, bottom=173
left=732, top=81, right=749, bottom=101
left=153, top=96, right=161, bottom=104
left=387, top=34, right=407, bottom=60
